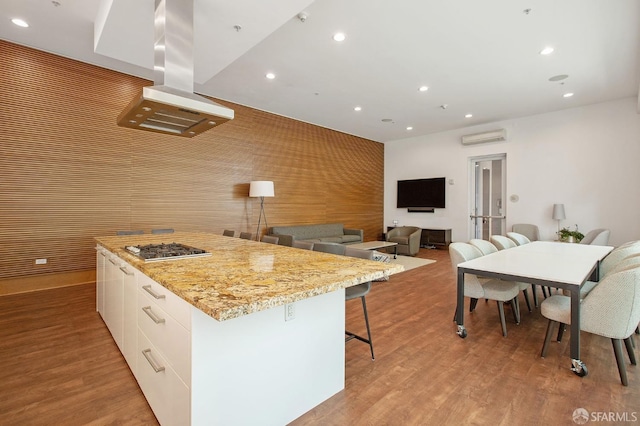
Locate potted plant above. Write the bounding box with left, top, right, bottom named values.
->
left=558, top=225, right=584, bottom=243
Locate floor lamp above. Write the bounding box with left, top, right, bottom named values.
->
left=552, top=203, right=566, bottom=234
left=249, top=181, right=274, bottom=241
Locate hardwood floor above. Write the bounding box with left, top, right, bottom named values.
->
left=0, top=283, right=158, bottom=425
left=1, top=248, right=638, bottom=425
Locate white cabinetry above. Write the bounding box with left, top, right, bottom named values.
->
left=98, top=246, right=138, bottom=373
left=103, top=253, right=124, bottom=350
left=96, top=247, right=344, bottom=425
left=137, top=273, right=191, bottom=425
left=97, top=248, right=191, bottom=425
left=96, top=247, right=107, bottom=317
left=121, top=262, right=138, bottom=373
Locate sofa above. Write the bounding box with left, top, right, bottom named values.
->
left=386, top=226, right=421, bottom=256
left=269, top=223, right=363, bottom=247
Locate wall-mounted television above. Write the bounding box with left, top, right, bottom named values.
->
left=397, top=177, right=446, bottom=210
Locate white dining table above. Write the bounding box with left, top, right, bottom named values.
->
left=455, top=241, right=613, bottom=376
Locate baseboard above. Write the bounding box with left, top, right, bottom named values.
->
left=0, top=269, right=96, bottom=296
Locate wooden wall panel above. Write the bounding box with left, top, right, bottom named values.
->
left=0, top=40, right=384, bottom=285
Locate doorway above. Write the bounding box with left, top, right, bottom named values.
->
left=469, top=154, right=506, bottom=240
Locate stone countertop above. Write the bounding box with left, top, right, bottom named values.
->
left=95, top=232, right=403, bottom=321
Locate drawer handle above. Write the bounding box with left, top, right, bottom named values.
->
left=119, top=266, right=135, bottom=276
left=108, top=258, right=118, bottom=265
left=142, top=284, right=166, bottom=299
left=142, top=306, right=165, bottom=324
left=142, top=349, right=165, bottom=373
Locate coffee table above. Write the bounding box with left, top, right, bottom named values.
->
left=349, top=241, right=398, bottom=258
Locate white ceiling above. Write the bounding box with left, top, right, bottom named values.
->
left=1, top=0, right=639, bottom=142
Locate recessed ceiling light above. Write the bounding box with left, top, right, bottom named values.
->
left=354, top=106, right=362, bottom=111
left=265, top=72, right=275, bottom=79
left=540, top=46, right=554, bottom=55
left=549, top=74, right=569, bottom=82
left=563, top=92, right=574, bottom=98
left=418, top=86, right=429, bottom=92
left=465, top=114, right=473, bottom=118
left=406, top=126, right=413, bottom=131
left=333, top=32, right=346, bottom=42
left=11, top=18, right=29, bottom=28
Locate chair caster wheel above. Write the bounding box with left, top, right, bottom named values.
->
left=571, top=360, right=588, bottom=377
left=456, top=326, right=467, bottom=338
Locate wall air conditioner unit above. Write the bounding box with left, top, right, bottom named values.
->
left=461, top=129, right=507, bottom=145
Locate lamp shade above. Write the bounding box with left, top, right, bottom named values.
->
left=249, top=181, right=274, bottom=197
left=552, top=203, right=566, bottom=220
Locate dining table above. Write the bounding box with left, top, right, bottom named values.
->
left=454, top=241, right=614, bottom=376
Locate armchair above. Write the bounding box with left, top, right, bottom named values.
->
left=386, top=226, right=421, bottom=256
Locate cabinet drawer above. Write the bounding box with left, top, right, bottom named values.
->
left=137, top=330, right=190, bottom=426
left=137, top=274, right=191, bottom=330
left=138, top=293, right=191, bottom=385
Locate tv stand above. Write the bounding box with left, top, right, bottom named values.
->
left=387, top=227, right=451, bottom=249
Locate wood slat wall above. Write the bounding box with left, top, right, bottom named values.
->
left=0, top=40, right=384, bottom=285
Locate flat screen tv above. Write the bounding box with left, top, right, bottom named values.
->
left=397, top=177, right=446, bottom=209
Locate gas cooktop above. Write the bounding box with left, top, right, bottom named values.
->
left=125, top=242, right=211, bottom=262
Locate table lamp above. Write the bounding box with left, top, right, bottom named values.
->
left=552, top=203, right=566, bottom=234
left=249, top=181, right=275, bottom=240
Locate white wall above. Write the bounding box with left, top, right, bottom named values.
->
left=384, top=97, right=640, bottom=246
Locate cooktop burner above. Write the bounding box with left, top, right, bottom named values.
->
left=125, top=242, right=211, bottom=262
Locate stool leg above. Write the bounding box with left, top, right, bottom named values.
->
left=361, top=296, right=374, bottom=360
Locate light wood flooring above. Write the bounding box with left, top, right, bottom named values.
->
left=1, top=248, right=638, bottom=425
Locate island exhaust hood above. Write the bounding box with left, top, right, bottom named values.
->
left=117, top=0, right=234, bottom=138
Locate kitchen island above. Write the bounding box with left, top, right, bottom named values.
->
left=95, top=232, right=403, bottom=425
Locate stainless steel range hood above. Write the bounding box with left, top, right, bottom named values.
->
left=117, top=0, right=234, bottom=138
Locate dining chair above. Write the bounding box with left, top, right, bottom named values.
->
left=239, top=232, right=253, bottom=240
left=506, top=232, right=531, bottom=246
left=561, top=249, right=640, bottom=302
left=490, top=234, right=545, bottom=300
left=292, top=240, right=314, bottom=250
left=223, top=229, right=235, bottom=237
left=344, top=247, right=376, bottom=360
left=580, top=229, right=610, bottom=245
left=312, top=242, right=346, bottom=255
left=469, top=238, right=534, bottom=311
left=449, top=243, right=520, bottom=337
left=540, top=265, right=640, bottom=385
left=116, top=230, right=144, bottom=235
left=151, top=228, right=174, bottom=234
left=260, top=235, right=279, bottom=244
left=490, top=235, right=517, bottom=250
left=469, top=239, right=498, bottom=256
left=512, top=224, right=540, bottom=242
left=599, top=244, right=640, bottom=279
left=619, top=240, right=640, bottom=249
